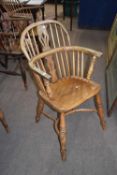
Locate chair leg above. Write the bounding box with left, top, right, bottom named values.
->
left=94, top=93, right=106, bottom=130
left=41, top=5, right=45, bottom=20
left=59, top=112, right=67, bottom=160
left=36, top=98, right=45, bottom=123
left=19, top=58, right=27, bottom=90
left=0, top=111, right=9, bottom=133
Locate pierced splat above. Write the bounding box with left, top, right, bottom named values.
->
left=37, top=25, right=57, bottom=84
left=37, top=25, right=50, bottom=50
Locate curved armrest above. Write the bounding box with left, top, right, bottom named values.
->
left=29, top=61, right=51, bottom=80
left=28, top=46, right=102, bottom=80
left=73, top=46, right=103, bottom=58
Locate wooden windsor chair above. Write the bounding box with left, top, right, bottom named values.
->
left=0, top=12, right=27, bottom=89
left=20, top=20, right=106, bottom=160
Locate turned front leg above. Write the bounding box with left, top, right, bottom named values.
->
left=36, top=98, right=44, bottom=123
left=0, top=111, right=9, bottom=133
left=59, top=113, right=67, bottom=160
left=95, top=93, right=106, bottom=130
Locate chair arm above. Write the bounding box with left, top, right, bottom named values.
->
left=27, top=46, right=102, bottom=80
left=74, top=46, right=103, bottom=58
left=29, top=60, right=51, bottom=80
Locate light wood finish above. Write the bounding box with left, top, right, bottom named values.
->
left=21, top=20, right=71, bottom=61
left=0, top=110, right=9, bottom=133
left=59, top=112, right=66, bottom=160
left=20, top=20, right=106, bottom=160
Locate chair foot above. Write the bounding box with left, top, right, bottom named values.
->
left=95, top=93, right=106, bottom=130
left=100, top=120, right=106, bottom=130
left=0, top=111, right=10, bottom=133
left=58, top=113, right=67, bottom=160
left=35, top=98, right=44, bottom=123
left=61, top=149, right=67, bottom=161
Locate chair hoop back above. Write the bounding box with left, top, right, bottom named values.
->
left=20, top=20, right=71, bottom=61
left=20, top=19, right=106, bottom=160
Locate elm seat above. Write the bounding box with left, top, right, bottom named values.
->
left=40, top=77, right=101, bottom=112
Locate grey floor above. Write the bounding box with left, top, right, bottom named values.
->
left=1, top=4, right=117, bottom=175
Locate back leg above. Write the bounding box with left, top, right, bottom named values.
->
left=94, top=93, right=106, bottom=130
left=0, top=111, right=9, bottom=133
left=36, top=98, right=45, bottom=123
